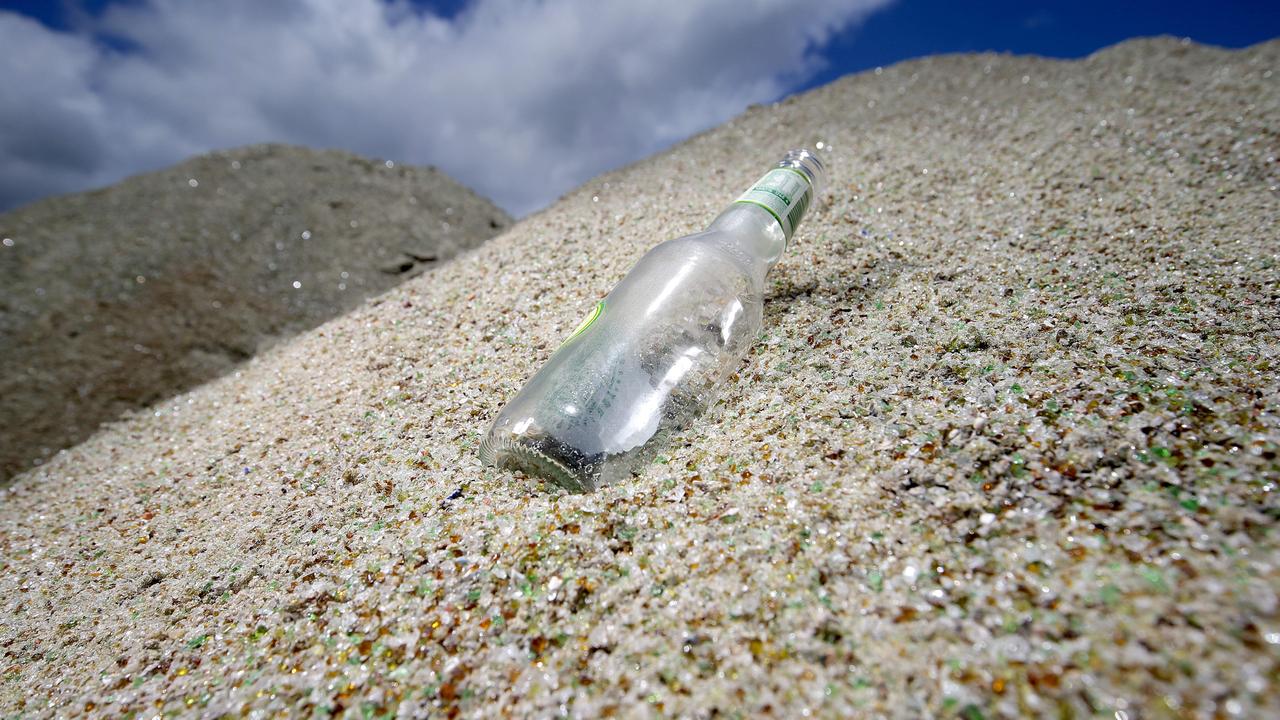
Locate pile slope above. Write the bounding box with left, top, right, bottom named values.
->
left=0, top=144, right=510, bottom=481
left=2, top=39, right=1278, bottom=718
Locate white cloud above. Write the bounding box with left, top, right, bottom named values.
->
left=0, top=0, right=891, bottom=215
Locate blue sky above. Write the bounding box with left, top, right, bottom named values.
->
left=1, top=0, right=1277, bottom=215
left=802, top=0, right=1280, bottom=92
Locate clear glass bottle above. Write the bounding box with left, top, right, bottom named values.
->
left=480, top=149, right=825, bottom=491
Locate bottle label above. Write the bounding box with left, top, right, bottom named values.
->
left=734, top=167, right=811, bottom=241
left=563, top=300, right=604, bottom=345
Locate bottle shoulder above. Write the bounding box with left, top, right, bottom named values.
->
left=602, top=232, right=762, bottom=312
left=644, top=230, right=760, bottom=276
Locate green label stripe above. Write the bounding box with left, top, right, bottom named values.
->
left=758, top=187, right=791, bottom=203
left=786, top=186, right=810, bottom=234
left=734, top=198, right=784, bottom=230
left=778, top=167, right=814, bottom=228
left=779, top=166, right=812, bottom=186
left=564, top=300, right=604, bottom=345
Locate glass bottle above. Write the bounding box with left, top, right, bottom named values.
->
left=480, top=149, right=825, bottom=491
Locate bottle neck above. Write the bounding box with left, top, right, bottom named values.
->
left=727, top=149, right=825, bottom=246
left=705, top=149, right=826, bottom=268
left=706, top=202, right=788, bottom=268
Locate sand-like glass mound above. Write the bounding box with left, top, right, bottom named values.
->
left=1, top=39, right=1277, bottom=718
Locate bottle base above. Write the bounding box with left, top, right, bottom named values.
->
left=478, top=432, right=602, bottom=493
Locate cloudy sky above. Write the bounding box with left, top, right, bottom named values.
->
left=0, top=0, right=894, bottom=215
left=1, top=0, right=1276, bottom=215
